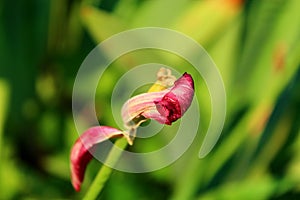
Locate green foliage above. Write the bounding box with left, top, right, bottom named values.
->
left=0, top=0, right=299, bottom=199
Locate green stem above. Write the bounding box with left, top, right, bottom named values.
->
left=83, top=137, right=128, bottom=200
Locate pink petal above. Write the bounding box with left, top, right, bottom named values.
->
left=122, top=72, right=194, bottom=126
left=121, top=90, right=169, bottom=127
left=149, top=72, right=194, bottom=124
left=70, top=126, right=123, bottom=191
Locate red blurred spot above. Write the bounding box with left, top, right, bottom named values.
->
left=273, top=43, right=287, bottom=73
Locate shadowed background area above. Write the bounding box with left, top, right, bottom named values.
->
left=0, top=0, right=300, bottom=199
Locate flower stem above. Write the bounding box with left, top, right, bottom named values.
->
left=83, top=137, right=128, bottom=200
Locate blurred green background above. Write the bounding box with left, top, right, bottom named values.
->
left=1, top=0, right=300, bottom=199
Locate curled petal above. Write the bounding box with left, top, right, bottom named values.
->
left=70, top=126, right=123, bottom=191
left=122, top=72, right=194, bottom=126
left=121, top=90, right=169, bottom=127
left=158, top=73, right=194, bottom=123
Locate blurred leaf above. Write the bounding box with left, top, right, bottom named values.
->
left=0, top=80, right=9, bottom=149
left=129, top=0, right=189, bottom=28
left=197, top=176, right=278, bottom=200
left=173, top=0, right=243, bottom=46
left=43, top=153, right=70, bottom=180
left=237, top=0, right=300, bottom=105
left=0, top=79, right=10, bottom=199
left=1, top=145, right=23, bottom=199
left=80, top=5, right=126, bottom=42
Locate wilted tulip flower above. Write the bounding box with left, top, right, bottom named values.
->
left=70, top=68, right=194, bottom=191
left=122, top=72, right=194, bottom=127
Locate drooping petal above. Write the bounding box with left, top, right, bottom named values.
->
left=121, top=72, right=194, bottom=126
left=70, top=126, right=123, bottom=191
